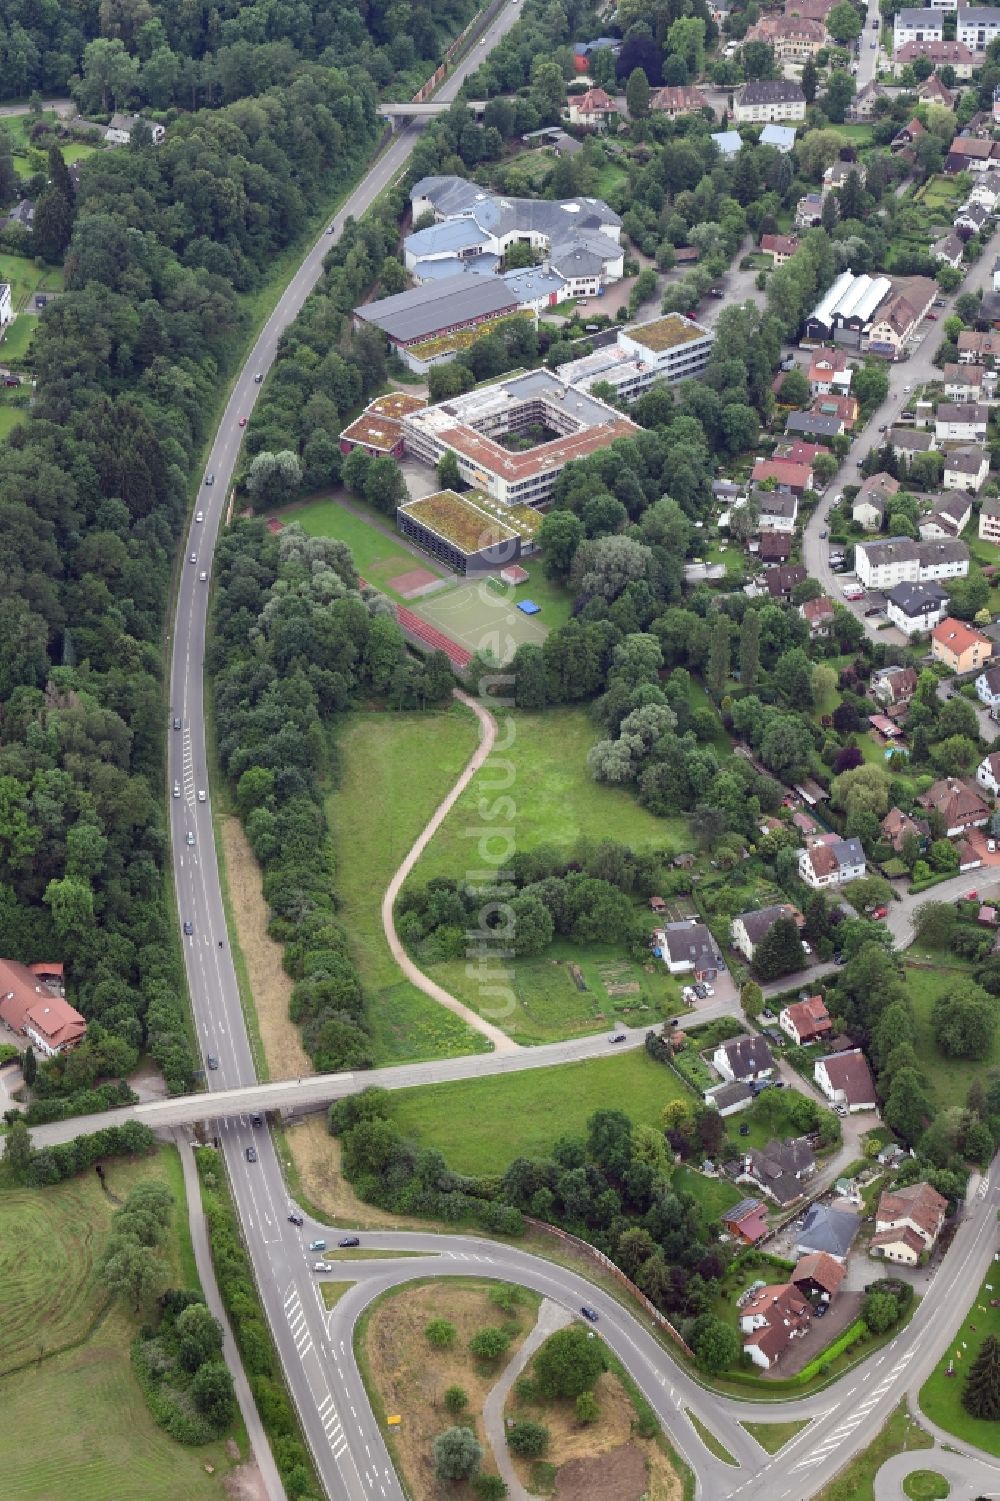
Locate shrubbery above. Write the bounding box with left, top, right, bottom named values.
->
left=133, top=1290, right=234, bottom=1444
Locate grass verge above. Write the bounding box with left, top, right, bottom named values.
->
left=740, top=1418, right=810, bottom=1454
left=813, top=1401, right=932, bottom=1501
left=685, top=1409, right=737, bottom=1465
left=919, top=1267, right=1000, bottom=1455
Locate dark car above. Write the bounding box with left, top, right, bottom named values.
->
left=251, top=1112, right=263, bottom=1127
left=739, top=1123, right=751, bottom=1137
left=815, top=1300, right=829, bottom=1317
left=864, top=606, right=882, bottom=617
left=245, top=1146, right=258, bottom=1163
left=173, top=716, right=181, bottom=730
left=288, top=1212, right=304, bottom=1227
left=206, top=1054, right=218, bottom=1070
left=580, top=1305, right=599, bottom=1323
left=183, top=919, right=193, bottom=935
left=338, top=1236, right=360, bottom=1248
left=608, top=1031, right=627, bottom=1044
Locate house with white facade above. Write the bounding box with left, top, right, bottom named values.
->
left=975, top=663, right=1000, bottom=709
left=854, top=537, right=969, bottom=589
left=733, top=80, right=807, bottom=123
left=871, top=1183, right=948, bottom=1264
left=944, top=447, right=990, bottom=492
left=814, top=1050, right=878, bottom=1112
left=756, top=489, right=798, bottom=532
left=918, top=492, right=972, bottom=540
left=798, top=834, right=866, bottom=889
left=741, top=1283, right=811, bottom=1370
left=886, top=579, right=950, bottom=635
left=105, top=112, right=165, bottom=145
left=893, top=7, right=944, bottom=51
left=657, top=921, right=720, bottom=979
left=853, top=472, right=899, bottom=530
left=957, top=5, right=1000, bottom=51
left=713, top=1034, right=775, bottom=1084
left=779, top=996, right=833, bottom=1045
left=935, top=402, right=989, bottom=442
left=730, top=904, right=801, bottom=961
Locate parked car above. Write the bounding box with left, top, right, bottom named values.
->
left=872, top=905, right=889, bottom=920
left=815, top=1300, right=830, bottom=1317
left=739, top=1123, right=750, bottom=1136
left=802, top=940, right=812, bottom=955
left=834, top=1105, right=848, bottom=1118
left=864, top=606, right=882, bottom=617
left=702, top=984, right=715, bottom=997
left=926, top=313, right=937, bottom=321
left=338, top=1236, right=360, bottom=1248
left=819, top=529, right=828, bottom=539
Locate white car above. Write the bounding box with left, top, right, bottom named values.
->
left=802, top=940, right=812, bottom=956
left=186, top=831, right=195, bottom=846
left=195, top=511, right=204, bottom=522
left=198, top=789, right=207, bottom=803
left=172, top=781, right=180, bottom=798
left=313, top=1260, right=333, bottom=1273
left=199, top=571, right=208, bottom=581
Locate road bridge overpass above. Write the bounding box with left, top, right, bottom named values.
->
left=378, top=99, right=487, bottom=124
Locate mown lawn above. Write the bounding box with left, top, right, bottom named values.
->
left=904, top=963, right=1000, bottom=1108
left=2, top=314, right=35, bottom=362
left=390, top=1050, right=689, bottom=1174
left=919, top=1268, right=1000, bottom=1454
left=326, top=707, right=491, bottom=1063
left=504, top=556, right=573, bottom=629
left=0, top=251, right=64, bottom=308
left=286, top=495, right=435, bottom=600
left=741, top=1419, right=810, bottom=1454
left=0, top=1147, right=237, bottom=1501
left=414, top=706, right=685, bottom=886
left=673, top=1165, right=742, bottom=1222
left=0, top=404, right=27, bottom=439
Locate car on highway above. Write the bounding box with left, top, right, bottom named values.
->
left=186, top=831, right=195, bottom=846
left=195, top=510, right=204, bottom=523
left=245, top=1146, right=258, bottom=1163
left=198, top=789, right=207, bottom=802
left=173, top=716, right=182, bottom=730
left=251, top=1113, right=263, bottom=1127
left=607, top=1031, right=627, bottom=1043
left=338, top=1236, right=360, bottom=1248
left=189, top=552, right=197, bottom=564
left=309, top=1239, right=327, bottom=1252
left=239, top=416, right=247, bottom=426
left=314, top=1261, right=333, bottom=1272
left=183, top=920, right=194, bottom=935
left=173, top=781, right=180, bottom=798
left=580, top=1305, right=599, bottom=1323
left=205, top=473, right=214, bottom=486
left=200, top=570, right=208, bottom=581
left=206, top=1054, right=218, bottom=1070
left=254, top=372, right=263, bottom=382
left=288, top=1211, right=304, bottom=1226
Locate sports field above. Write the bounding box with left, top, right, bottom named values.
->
left=288, top=495, right=440, bottom=601
left=411, top=575, right=550, bottom=663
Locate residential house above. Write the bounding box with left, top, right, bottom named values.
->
left=871, top=664, right=918, bottom=705
left=808, top=347, right=852, bottom=396
left=975, top=662, right=1000, bottom=708
left=866, top=277, right=937, bottom=359
left=853, top=472, right=900, bottom=530
left=893, top=8, right=944, bottom=53
left=812, top=393, right=859, bottom=429
left=977, top=749, right=1000, bottom=794
left=785, top=409, right=843, bottom=441
left=105, top=112, right=166, bottom=146
left=775, top=438, right=826, bottom=467
left=957, top=5, right=1000, bottom=51
left=823, top=160, right=866, bottom=190
left=566, top=88, right=620, bottom=129
left=919, top=72, right=957, bottom=108
left=814, top=1049, right=878, bottom=1111
left=649, top=85, right=709, bottom=117
left=763, top=563, right=807, bottom=597
left=657, top=921, right=719, bottom=978
left=722, top=1197, right=769, bottom=1243
left=892, top=117, right=927, bottom=152
left=901, top=39, right=978, bottom=77
left=757, top=489, right=799, bottom=531
left=757, top=533, right=793, bottom=566
left=730, top=904, right=802, bottom=961
left=779, top=995, right=833, bottom=1045
left=935, top=402, right=989, bottom=442
left=571, top=37, right=621, bottom=70
left=944, top=447, right=990, bottom=492
left=741, top=1137, right=817, bottom=1205
left=954, top=201, right=993, bottom=235
left=751, top=456, right=813, bottom=492
left=848, top=79, right=889, bottom=120
left=881, top=806, right=930, bottom=853
left=0, top=282, right=10, bottom=328
left=871, top=1182, right=948, bottom=1264
left=794, top=1202, right=862, bottom=1262
left=704, top=1080, right=756, bottom=1116
left=759, top=123, right=798, bottom=152
left=800, top=594, right=836, bottom=636
left=741, top=1283, right=812, bottom=1370
left=854, top=537, right=969, bottom=589
left=958, top=330, right=1000, bottom=363
left=945, top=136, right=1000, bottom=173
left=747, top=12, right=826, bottom=57
left=795, top=191, right=827, bottom=228
left=966, top=179, right=1000, bottom=210
left=943, top=364, right=991, bottom=401
left=760, top=233, right=800, bottom=265
left=798, top=834, right=866, bottom=889
left=711, top=129, right=742, bottom=158
left=886, top=580, right=950, bottom=636
left=922, top=492, right=972, bottom=538
left=932, top=230, right=966, bottom=268
left=5, top=199, right=34, bottom=229
left=792, top=1252, right=846, bottom=1304
left=930, top=615, right=993, bottom=671
left=919, top=776, right=990, bottom=835
left=713, top=1034, right=775, bottom=1084
left=0, top=957, right=86, bottom=1057
left=734, top=80, right=807, bottom=123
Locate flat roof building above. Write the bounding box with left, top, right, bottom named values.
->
left=396, top=489, right=542, bottom=574
left=353, top=274, right=521, bottom=369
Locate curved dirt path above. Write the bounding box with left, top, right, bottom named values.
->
left=381, top=688, right=521, bottom=1053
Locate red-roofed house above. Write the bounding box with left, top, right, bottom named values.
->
left=809, top=347, right=851, bottom=396
left=814, top=1049, right=878, bottom=1112
left=800, top=595, right=836, bottom=637
left=931, top=617, right=993, bottom=673
left=567, top=88, right=620, bottom=129
left=751, top=457, right=813, bottom=493
left=871, top=1182, right=948, bottom=1264
left=0, top=957, right=87, bottom=1057
left=649, top=85, right=709, bottom=118
left=792, top=1251, right=846, bottom=1302
left=760, top=233, right=800, bottom=265
left=779, top=996, right=833, bottom=1046
left=722, top=1197, right=769, bottom=1243
left=811, top=393, right=860, bottom=429
left=741, top=1283, right=812, bottom=1369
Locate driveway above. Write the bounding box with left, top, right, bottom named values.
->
left=0, top=1062, right=24, bottom=1113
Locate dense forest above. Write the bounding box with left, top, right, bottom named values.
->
left=0, top=25, right=408, bottom=1105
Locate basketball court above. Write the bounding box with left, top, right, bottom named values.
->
left=411, top=576, right=551, bottom=665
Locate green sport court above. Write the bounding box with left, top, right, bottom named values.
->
left=411, top=577, right=550, bottom=664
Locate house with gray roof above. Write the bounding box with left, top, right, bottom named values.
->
left=657, top=921, right=720, bottom=979
left=713, top=1035, right=775, bottom=1084
left=730, top=904, right=800, bottom=961
left=794, top=1202, right=861, bottom=1261
left=741, top=1138, right=816, bottom=1205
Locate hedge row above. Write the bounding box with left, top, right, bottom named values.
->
left=195, top=1148, right=323, bottom=1501
left=131, top=1337, right=221, bottom=1446
left=23, top=1121, right=155, bottom=1186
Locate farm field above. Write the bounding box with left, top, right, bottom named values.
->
left=326, top=708, right=490, bottom=1063
left=0, top=1147, right=237, bottom=1501
left=904, top=964, right=1000, bottom=1108
left=389, top=1049, right=689, bottom=1175
left=919, top=1268, right=1000, bottom=1454
left=413, top=706, right=683, bottom=886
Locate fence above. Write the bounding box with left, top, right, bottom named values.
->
left=411, top=0, right=507, bottom=102
left=524, top=1216, right=695, bottom=1358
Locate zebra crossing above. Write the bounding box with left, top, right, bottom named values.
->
left=317, top=1392, right=348, bottom=1461
left=284, top=1286, right=313, bottom=1361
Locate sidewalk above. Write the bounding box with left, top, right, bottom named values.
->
left=481, top=1299, right=572, bottom=1500
left=176, top=1132, right=287, bottom=1501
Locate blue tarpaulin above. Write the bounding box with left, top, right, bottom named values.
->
left=517, top=599, right=541, bottom=615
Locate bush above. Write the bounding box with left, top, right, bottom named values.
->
left=469, top=1327, right=511, bottom=1362
left=534, top=1326, right=606, bottom=1398
left=425, top=1319, right=456, bottom=1348
left=444, top=1386, right=469, bottom=1414
left=575, top=1391, right=600, bottom=1424
left=507, top=1420, right=549, bottom=1458
left=474, top=1476, right=508, bottom=1499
